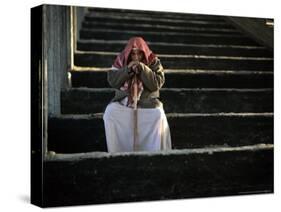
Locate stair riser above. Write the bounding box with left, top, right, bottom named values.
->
left=48, top=117, right=107, bottom=153
left=84, top=16, right=235, bottom=29
left=86, top=9, right=228, bottom=22
left=61, top=89, right=273, bottom=114
left=82, top=21, right=239, bottom=35
left=79, top=30, right=258, bottom=46
left=71, top=71, right=273, bottom=89
left=48, top=115, right=273, bottom=153
left=74, top=53, right=273, bottom=71
left=77, top=41, right=273, bottom=57
left=87, top=7, right=228, bottom=21
left=162, top=90, right=273, bottom=113
left=43, top=148, right=273, bottom=207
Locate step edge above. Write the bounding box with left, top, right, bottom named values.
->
left=63, top=87, right=273, bottom=92
left=74, top=50, right=273, bottom=60
left=45, top=143, right=273, bottom=161
left=51, top=112, right=274, bottom=120
left=84, top=15, right=231, bottom=26
left=82, top=21, right=238, bottom=33
left=80, top=28, right=244, bottom=38
left=71, top=67, right=274, bottom=74
left=77, top=39, right=266, bottom=49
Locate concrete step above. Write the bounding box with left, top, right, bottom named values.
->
left=43, top=144, right=273, bottom=207
left=77, top=39, right=273, bottom=57
left=87, top=7, right=229, bottom=22
left=61, top=88, right=273, bottom=114
left=81, top=21, right=240, bottom=35
left=79, top=29, right=259, bottom=46
left=84, top=14, right=234, bottom=30
left=70, top=69, right=273, bottom=89
left=48, top=113, right=273, bottom=153
left=74, top=52, right=273, bottom=71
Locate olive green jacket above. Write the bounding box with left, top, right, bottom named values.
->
left=107, top=58, right=165, bottom=108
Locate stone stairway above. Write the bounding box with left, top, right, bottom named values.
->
left=44, top=7, right=273, bottom=207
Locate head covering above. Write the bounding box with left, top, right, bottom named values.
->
left=113, top=37, right=156, bottom=68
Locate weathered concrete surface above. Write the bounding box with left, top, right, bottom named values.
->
left=225, top=16, right=273, bottom=50
left=77, top=40, right=273, bottom=57
left=42, top=144, right=273, bottom=207
left=86, top=7, right=230, bottom=22
left=70, top=70, right=273, bottom=89
left=60, top=88, right=273, bottom=114
left=79, top=29, right=258, bottom=46
left=48, top=113, right=273, bottom=153
left=44, top=5, right=71, bottom=116
left=74, top=52, right=273, bottom=70
left=81, top=20, right=240, bottom=34
left=83, top=15, right=235, bottom=30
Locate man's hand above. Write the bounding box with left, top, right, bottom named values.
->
left=128, top=61, right=143, bottom=74
left=127, top=61, right=139, bottom=69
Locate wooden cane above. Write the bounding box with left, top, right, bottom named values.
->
left=132, top=74, right=138, bottom=151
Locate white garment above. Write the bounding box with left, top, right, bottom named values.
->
left=103, top=100, right=172, bottom=153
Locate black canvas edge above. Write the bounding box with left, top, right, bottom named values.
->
left=31, top=4, right=44, bottom=208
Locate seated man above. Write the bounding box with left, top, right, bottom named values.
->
left=103, top=37, right=172, bottom=153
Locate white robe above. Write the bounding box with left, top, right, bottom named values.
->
left=103, top=97, right=172, bottom=153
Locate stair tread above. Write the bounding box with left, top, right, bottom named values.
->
left=81, top=28, right=244, bottom=37
left=84, top=15, right=230, bottom=26
left=71, top=67, right=274, bottom=74
left=74, top=51, right=273, bottom=70
left=82, top=21, right=239, bottom=34
left=75, top=50, right=273, bottom=60
left=66, top=87, right=273, bottom=91
left=77, top=39, right=266, bottom=49
left=85, top=10, right=228, bottom=22
left=87, top=7, right=227, bottom=20
left=79, top=30, right=259, bottom=45
left=54, top=112, right=273, bottom=119
left=46, top=143, right=273, bottom=161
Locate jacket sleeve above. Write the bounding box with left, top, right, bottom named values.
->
left=107, top=66, right=132, bottom=89
left=139, top=58, right=165, bottom=92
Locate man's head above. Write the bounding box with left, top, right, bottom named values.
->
left=130, top=48, right=144, bottom=62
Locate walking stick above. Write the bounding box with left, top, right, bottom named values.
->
left=132, top=74, right=138, bottom=151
